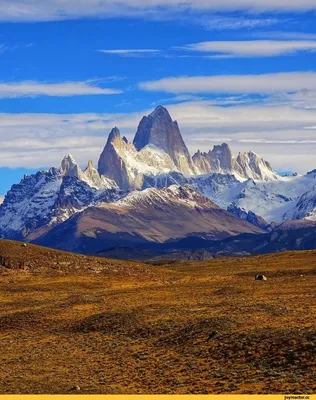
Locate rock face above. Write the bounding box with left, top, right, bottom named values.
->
left=82, top=160, right=118, bottom=190
left=0, top=155, right=121, bottom=241
left=98, top=126, right=178, bottom=191
left=227, top=203, right=269, bottom=230
left=193, top=143, right=278, bottom=181
left=133, top=106, right=195, bottom=175
left=98, top=127, right=133, bottom=191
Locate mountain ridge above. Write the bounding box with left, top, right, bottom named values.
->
left=1, top=105, right=316, bottom=254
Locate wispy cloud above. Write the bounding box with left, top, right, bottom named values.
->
left=140, top=72, right=316, bottom=95
left=199, top=16, right=283, bottom=31
left=177, top=40, right=316, bottom=57
left=0, top=80, right=122, bottom=98
left=1, top=100, right=316, bottom=174
left=251, top=31, right=316, bottom=40
left=0, top=0, right=316, bottom=22
left=98, top=49, right=161, bottom=57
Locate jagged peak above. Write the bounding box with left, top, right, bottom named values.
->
left=107, top=127, right=121, bottom=144
left=62, top=153, right=77, bottom=163
left=85, top=160, right=95, bottom=172
left=60, top=153, right=82, bottom=178
left=213, top=143, right=231, bottom=151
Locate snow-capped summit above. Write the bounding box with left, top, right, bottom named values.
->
left=133, top=105, right=195, bottom=175
left=193, top=143, right=279, bottom=181
left=60, top=154, right=83, bottom=179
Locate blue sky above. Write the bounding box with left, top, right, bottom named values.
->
left=1, top=1, right=316, bottom=195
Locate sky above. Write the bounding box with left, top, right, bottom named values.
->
left=1, top=0, right=316, bottom=194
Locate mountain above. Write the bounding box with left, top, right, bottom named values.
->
left=227, top=203, right=269, bottom=231
left=2, top=105, right=316, bottom=255
left=34, top=185, right=264, bottom=253
left=227, top=173, right=316, bottom=224
left=193, top=143, right=278, bottom=181
left=0, top=156, right=121, bottom=241
left=98, top=126, right=177, bottom=191
left=133, top=106, right=195, bottom=175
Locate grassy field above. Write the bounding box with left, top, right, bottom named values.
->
left=0, top=240, right=315, bottom=394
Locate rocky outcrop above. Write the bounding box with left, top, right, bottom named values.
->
left=227, top=203, right=269, bottom=230
left=60, top=154, right=83, bottom=179
left=98, top=127, right=141, bottom=191
left=133, top=106, right=195, bottom=175
left=234, top=151, right=277, bottom=181
left=98, top=126, right=178, bottom=191
left=82, top=160, right=118, bottom=190
left=193, top=143, right=279, bottom=181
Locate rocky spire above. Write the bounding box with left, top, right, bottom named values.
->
left=98, top=127, right=136, bottom=190
left=133, top=106, right=195, bottom=175
left=60, top=154, right=83, bottom=179
left=193, top=143, right=279, bottom=180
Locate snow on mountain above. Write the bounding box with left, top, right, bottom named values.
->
left=227, top=203, right=269, bottom=230
left=115, top=184, right=219, bottom=211
left=0, top=156, right=121, bottom=240
left=193, top=143, right=279, bottom=181
left=223, top=173, right=316, bottom=223
left=61, top=154, right=118, bottom=190
left=82, top=160, right=118, bottom=190
left=143, top=170, right=316, bottom=225
left=98, top=126, right=178, bottom=190
left=35, top=185, right=264, bottom=253
left=1, top=104, right=316, bottom=243
left=283, top=170, right=316, bottom=221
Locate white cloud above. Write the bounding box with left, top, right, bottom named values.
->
left=140, top=72, right=316, bottom=94
left=0, top=0, right=316, bottom=22
left=252, top=32, right=316, bottom=41
left=200, top=16, right=282, bottom=30
left=178, top=40, right=316, bottom=57
left=98, top=49, right=161, bottom=56
left=0, top=80, right=122, bottom=98
left=1, top=99, right=316, bottom=174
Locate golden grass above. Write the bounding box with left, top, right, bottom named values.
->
left=0, top=240, right=315, bottom=394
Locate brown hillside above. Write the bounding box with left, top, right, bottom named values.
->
left=0, top=240, right=315, bottom=394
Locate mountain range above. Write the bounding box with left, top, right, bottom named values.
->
left=1, top=105, right=316, bottom=258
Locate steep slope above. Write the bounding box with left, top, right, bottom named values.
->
left=284, top=184, right=316, bottom=221
left=134, top=106, right=195, bottom=175
left=98, top=127, right=178, bottom=190
left=193, top=143, right=279, bottom=181
left=35, top=185, right=263, bottom=253
left=0, top=156, right=121, bottom=241
left=227, top=203, right=269, bottom=230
